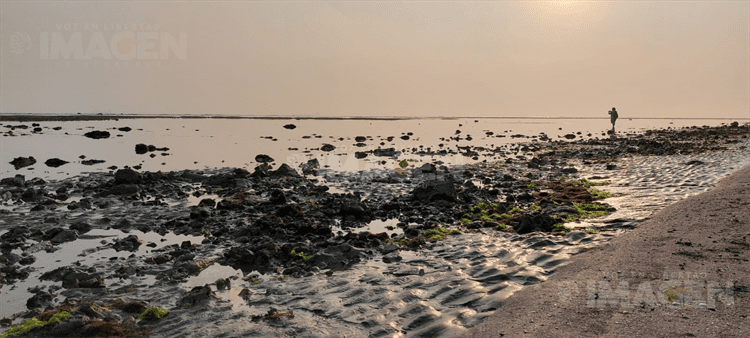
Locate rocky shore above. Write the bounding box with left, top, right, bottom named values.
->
left=0, top=122, right=748, bottom=337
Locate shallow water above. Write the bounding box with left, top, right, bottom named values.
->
left=2, top=117, right=742, bottom=180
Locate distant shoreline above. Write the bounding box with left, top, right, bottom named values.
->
left=1, top=114, right=748, bottom=123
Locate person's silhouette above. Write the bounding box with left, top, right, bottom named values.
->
left=608, top=107, right=618, bottom=133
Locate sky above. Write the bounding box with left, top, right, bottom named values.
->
left=1, top=1, right=748, bottom=118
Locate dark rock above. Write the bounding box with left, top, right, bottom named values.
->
left=355, top=136, right=367, bottom=142
left=190, top=207, right=211, bottom=219
left=269, top=189, right=286, bottom=204
left=118, top=127, right=132, bottom=132
left=215, top=278, right=231, bottom=290
left=273, top=163, right=301, bottom=178
left=105, top=184, right=140, bottom=196
left=382, top=252, right=402, bottom=263
left=306, top=244, right=362, bottom=270
left=50, top=229, right=78, bottom=244
left=251, top=164, right=271, bottom=178
left=283, top=124, right=296, bottom=130
left=1, top=174, right=25, bottom=186
left=81, top=159, right=105, bottom=166
left=564, top=134, right=576, bottom=139
left=300, top=159, right=320, bottom=174
left=113, top=235, right=143, bottom=252
left=373, top=148, right=398, bottom=157
left=606, top=164, right=617, bottom=170
left=731, top=121, right=739, bottom=127
left=321, top=144, right=336, bottom=152
left=70, top=222, right=92, bottom=234
left=412, top=163, right=437, bottom=177
left=177, top=284, right=217, bottom=309
left=10, top=156, right=36, bottom=169
left=135, top=144, right=148, bottom=154
left=26, top=292, right=54, bottom=310
left=515, top=213, right=557, bottom=234
left=84, top=130, right=110, bottom=139
left=355, top=152, right=368, bottom=159
left=44, top=158, right=69, bottom=168
left=412, top=179, right=457, bottom=202
left=561, top=167, right=578, bottom=174
left=114, top=168, right=141, bottom=184
left=255, top=154, right=274, bottom=163
left=400, top=135, right=410, bottom=140
left=198, top=198, right=216, bottom=208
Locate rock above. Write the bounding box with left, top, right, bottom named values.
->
left=283, top=124, right=296, bottom=130
left=412, top=179, right=457, bottom=202
left=1, top=174, right=25, bottom=186
left=84, top=130, right=110, bottom=139
left=81, top=159, right=105, bottom=166
left=114, top=168, right=142, bottom=184
left=105, top=184, right=140, bottom=196
left=382, top=252, right=402, bottom=263
left=269, top=189, right=286, bottom=204
left=373, top=148, right=398, bottom=157
left=412, top=163, right=437, bottom=177
left=355, top=136, right=367, bottom=142
left=515, top=213, right=557, bottom=234
left=10, top=156, right=36, bottom=169
left=355, top=152, right=368, bottom=159
left=606, top=164, right=618, bottom=170
left=300, top=159, right=319, bottom=174
left=251, top=164, right=271, bottom=178
left=306, top=244, right=362, bottom=270
left=70, top=222, right=92, bottom=234
left=190, top=207, right=211, bottom=219
left=381, top=243, right=399, bottom=255
left=255, top=154, right=274, bottom=163
left=564, top=134, right=576, bottom=139
left=118, top=127, right=132, bottom=132
left=731, top=121, right=739, bottom=127
left=135, top=144, right=148, bottom=154
left=50, top=229, right=78, bottom=244
left=44, top=158, right=69, bottom=168
left=113, top=235, right=143, bottom=252
left=321, top=144, right=336, bottom=152
left=400, top=135, right=410, bottom=140
left=561, top=167, right=578, bottom=174
left=215, top=278, right=230, bottom=290
left=26, top=292, right=54, bottom=310
left=177, top=285, right=217, bottom=309
left=340, top=204, right=366, bottom=217
left=273, top=163, right=301, bottom=178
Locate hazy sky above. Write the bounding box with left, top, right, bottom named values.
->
left=1, top=1, right=748, bottom=118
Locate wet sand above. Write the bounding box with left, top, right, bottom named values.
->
left=464, top=165, right=750, bottom=338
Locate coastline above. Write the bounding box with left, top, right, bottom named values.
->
left=0, top=121, right=748, bottom=337
left=464, top=165, right=750, bottom=338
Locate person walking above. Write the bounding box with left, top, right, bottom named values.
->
left=608, top=107, right=618, bottom=133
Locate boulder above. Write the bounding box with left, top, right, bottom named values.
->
left=273, top=163, right=301, bottom=178
left=44, top=158, right=69, bottom=168
left=114, top=168, right=141, bottom=184
left=84, top=130, right=110, bottom=139
left=255, top=154, right=274, bottom=163
left=135, top=143, right=148, bottom=154
left=515, top=213, right=557, bottom=234
left=412, top=179, right=457, bottom=203
left=10, top=157, right=36, bottom=169
left=283, top=124, right=296, bottom=130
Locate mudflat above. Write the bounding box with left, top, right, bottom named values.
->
left=465, top=165, right=750, bottom=337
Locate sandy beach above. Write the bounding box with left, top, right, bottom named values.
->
left=464, top=166, right=750, bottom=338
left=0, top=119, right=748, bottom=337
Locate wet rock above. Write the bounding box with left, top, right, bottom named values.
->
left=731, top=121, right=739, bottom=127
left=382, top=252, right=402, bottom=263
left=1, top=174, right=25, bottom=186
left=255, top=154, right=274, bottom=163
left=381, top=243, right=399, bottom=255
left=135, top=143, right=148, bottom=154
left=114, top=168, right=142, bottom=184
left=50, top=229, right=78, bottom=244
left=113, top=235, right=143, bottom=252
left=355, top=152, right=368, bottom=159
left=374, top=148, right=398, bottom=157
left=198, top=198, right=216, bottom=208
left=84, top=130, right=110, bottom=139
left=300, top=158, right=320, bottom=174
left=269, top=189, right=286, bottom=204
left=10, top=156, right=36, bottom=169
left=561, top=167, right=578, bottom=174
left=321, top=144, right=336, bottom=152
left=515, top=213, right=557, bottom=234
left=21, top=188, right=40, bottom=202
left=116, top=300, right=149, bottom=313
left=355, top=136, right=367, bottom=142
left=177, top=284, right=217, bottom=309
left=412, top=163, right=437, bottom=177
left=400, top=135, right=410, bottom=140
left=606, top=164, right=617, bottom=170
left=81, top=159, right=105, bottom=166
left=26, top=291, right=54, bottom=310
left=564, top=134, right=576, bottom=139
left=283, top=124, right=296, bottom=130
left=412, top=179, right=457, bottom=203
left=44, top=158, right=69, bottom=168
left=273, top=163, right=301, bottom=178
left=215, top=278, right=230, bottom=290
left=306, top=244, right=362, bottom=271
left=104, top=184, right=140, bottom=196
left=190, top=207, right=211, bottom=219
